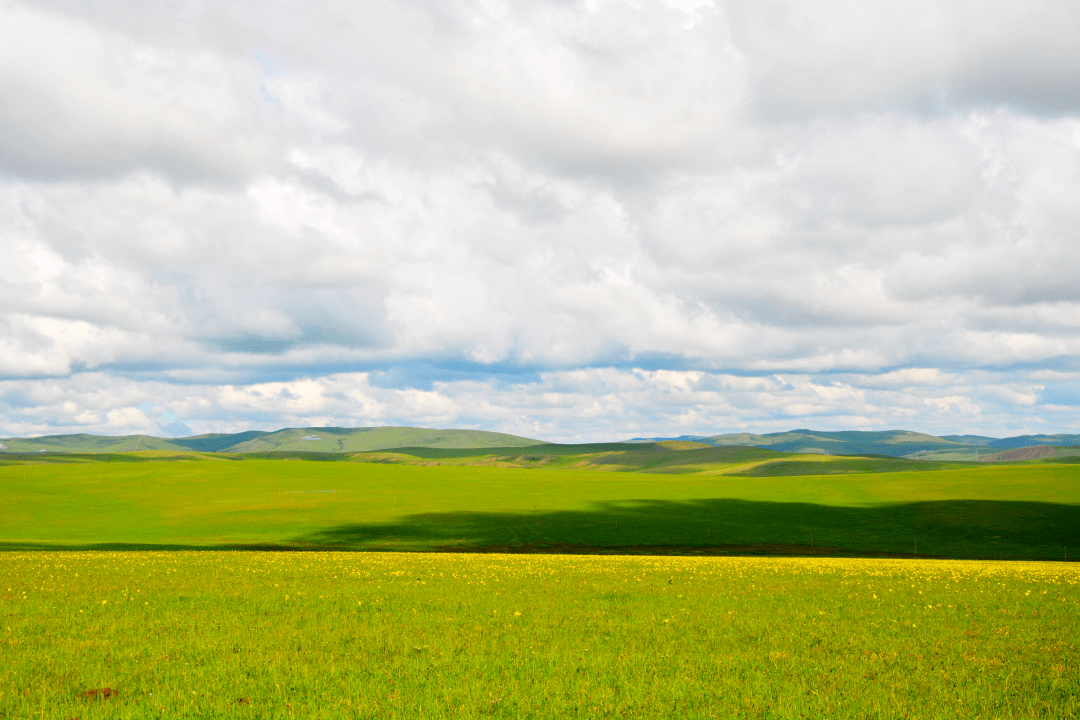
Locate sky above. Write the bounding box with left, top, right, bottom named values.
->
left=2, top=0, right=1080, bottom=442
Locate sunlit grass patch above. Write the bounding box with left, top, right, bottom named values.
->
left=2, top=552, right=1077, bottom=718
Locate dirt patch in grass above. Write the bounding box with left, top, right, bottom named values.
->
left=984, top=446, right=1059, bottom=461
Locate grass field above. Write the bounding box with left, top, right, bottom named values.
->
left=2, top=453, right=1078, bottom=718
left=2, top=551, right=1077, bottom=719
left=1, top=453, right=1078, bottom=559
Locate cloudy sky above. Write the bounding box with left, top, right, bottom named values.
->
left=2, top=0, right=1080, bottom=442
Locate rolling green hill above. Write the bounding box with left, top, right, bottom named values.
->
left=0, top=426, right=542, bottom=454
left=402, top=444, right=962, bottom=476
left=628, top=429, right=1035, bottom=459
left=0, top=451, right=1076, bottom=559
left=702, top=429, right=973, bottom=456
left=225, top=426, right=542, bottom=452
left=628, top=429, right=1080, bottom=459
left=0, top=442, right=970, bottom=477
left=170, top=430, right=271, bottom=452
left=0, top=433, right=186, bottom=453
left=5, top=426, right=1078, bottom=459
left=986, top=433, right=1080, bottom=448
left=941, top=434, right=997, bottom=445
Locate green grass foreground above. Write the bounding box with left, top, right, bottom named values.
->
left=1, top=551, right=1077, bottom=719
left=1, top=456, right=1078, bottom=558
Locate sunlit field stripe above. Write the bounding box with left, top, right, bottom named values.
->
left=2, top=552, right=1077, bottom=718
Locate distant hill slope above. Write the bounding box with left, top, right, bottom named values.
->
left=986, top=434, right=1080, bottom=448
left=624, top=429, right=1072, bottom=458
left=166, top=431, right=271, bottom=452
left=225, top=427, right=542, bottom=453
left=940, top=434, right=998, bottom=446
left=984, top=446, right=1059, bottom=462
left=0, top=433, right=187, bottom=453
left=0, top=427, right=543, bottom=454
left=627, top=429, right=969, bottom=457
left=6, top=426, right=1079, bottom=457
left=714, top=430, right=969, bottom=456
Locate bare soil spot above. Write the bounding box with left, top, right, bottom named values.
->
left=985, top=446, right=1059, bottom=462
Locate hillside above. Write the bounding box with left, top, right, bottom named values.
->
left=0, top=426, right=542, bottom=454
left=981, top=445, right=1080, bottom=462
left=0, top=441, right=971, bottom=477
left=170, top=430, right=271, bottom=452
left=941, top=434, right=997, bottom=446
left=6, top=426, right=1078, bottom=457
left=629, top=429, right=969, bottom=457
left=985, top=433, right=1080, bottom=448
left=626, top=429, right=1080, bottom=459
left=0, top=433, right=186, bottom=453
left=225, top=426, right=542, bottom=452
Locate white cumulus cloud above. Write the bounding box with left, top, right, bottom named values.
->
left=1, top=0, right=1079, bottom=438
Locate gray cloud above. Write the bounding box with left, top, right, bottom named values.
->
left=1, top=0, right=1079, bottom=437
left=728, top=0, right=1080, bottom=118
left=0, top=4, right=275, bottom=181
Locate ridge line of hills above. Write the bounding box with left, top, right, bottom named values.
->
left=0, top=426, right=543, bottom=455
left=625, top=429, right=1080, bottom=460
left=1, top=426, right=1079, bottom=460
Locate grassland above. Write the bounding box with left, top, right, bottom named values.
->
left=1, top=452, right=1077, bottom=559
left=2, top=551, right=1077, bottom=719
left=2, top=449, right=1077, bottom=718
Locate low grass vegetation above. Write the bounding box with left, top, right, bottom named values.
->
left=3, top=450, right=1076, bottom=718
left=2, top=551, right=1076, bottom=719
left=1, top=452, right=1077, bottom=559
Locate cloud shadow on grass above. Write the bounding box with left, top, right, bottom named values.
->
left=2, top=499, right=1078, bottom=560
left=290, top=498, right=1080, bottom=560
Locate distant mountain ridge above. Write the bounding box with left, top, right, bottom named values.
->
left=983, top=434, right=1080, bottom=449
left=4, top=426, right=1079, bottom=457
left=0, top=427, right=542, bottom=454
left=626, top=429, right=1080, bottom=458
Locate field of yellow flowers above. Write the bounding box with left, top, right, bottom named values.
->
left=2, top=551, right=1077, bottom=719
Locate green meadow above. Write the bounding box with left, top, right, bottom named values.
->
left=1, top=551, right=1077, bottom=719
left=2, top=449, right=1078, bottom=719
left=1, top=451, right=1077, bottom=559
